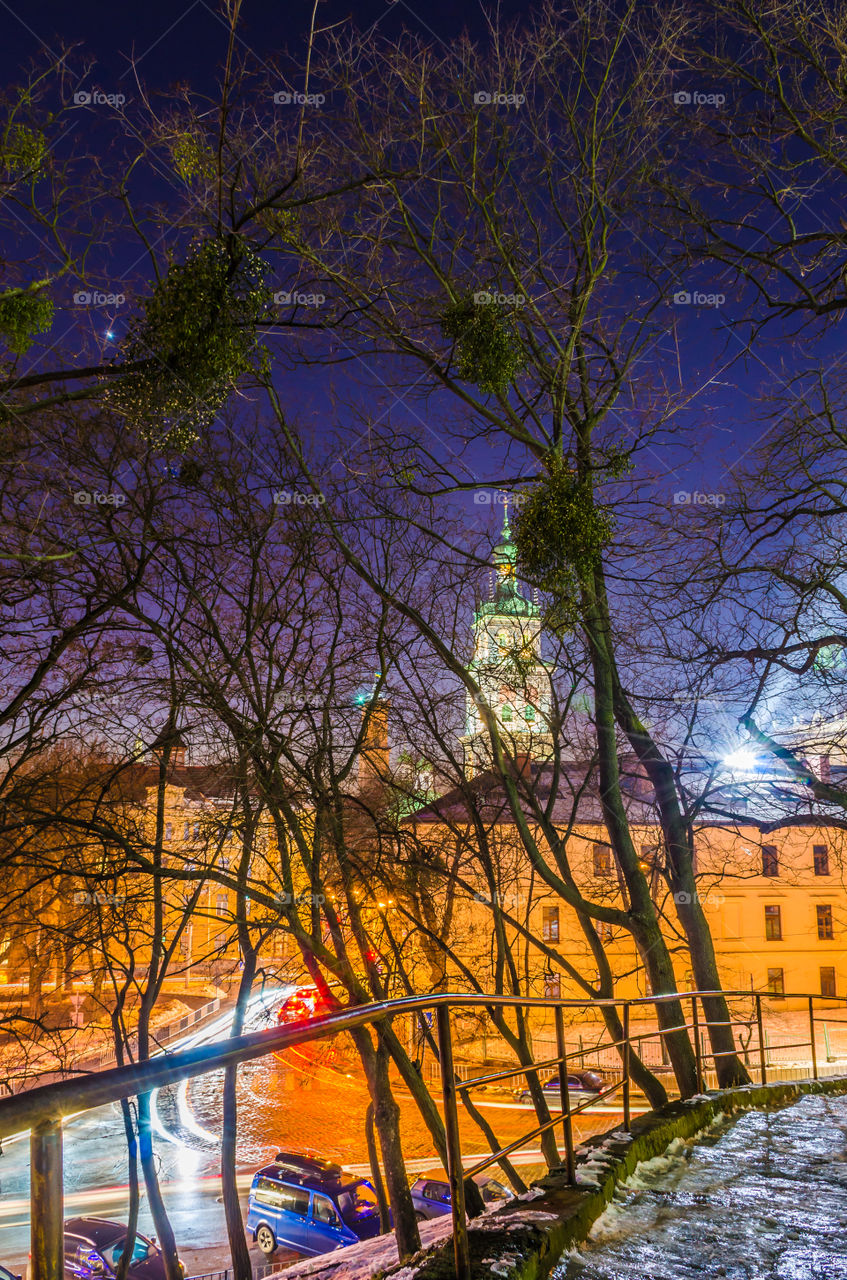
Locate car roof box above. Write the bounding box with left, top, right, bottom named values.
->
left=273, top=1151, right=344, bottom=1179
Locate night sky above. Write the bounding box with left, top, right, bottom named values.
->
left=3, top=0, right=842, bottom=518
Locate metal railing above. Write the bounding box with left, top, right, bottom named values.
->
left=2, top=988, right=844, bottom=1280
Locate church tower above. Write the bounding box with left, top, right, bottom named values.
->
left=463, top=505, right=553, bottom=772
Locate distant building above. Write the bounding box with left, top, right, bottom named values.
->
left=462, top=506, right=554, bottom=773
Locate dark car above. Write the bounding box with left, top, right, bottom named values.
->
left=410, top=1174, right=514, bottom=1221
left=246, top=1151, right=382, bottom=1257
left=62, top=1219, right=179, bottom=1280
left=516, top=1069, right=605, bottom=1106
left=1, top=1266, right=21, bottom=1280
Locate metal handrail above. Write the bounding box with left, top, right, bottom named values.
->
left=7, top=988, right=846, bottom=1280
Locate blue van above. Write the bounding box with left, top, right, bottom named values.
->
left=246, top=1152, right=382, bottom=1257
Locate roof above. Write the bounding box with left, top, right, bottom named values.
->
left=409, top=755, right=660, bottom=828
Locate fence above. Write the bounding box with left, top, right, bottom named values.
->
left=188, top=1264, right=279, bottom=1280
left=1, top=988, right=844, bottom=1280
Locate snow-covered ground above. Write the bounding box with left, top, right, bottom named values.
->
left=555, top=1092, right=847, bottom=1279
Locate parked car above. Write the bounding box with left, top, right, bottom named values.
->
left=410, top=1174, right=514, bottom=1221
left=516, top=1069, right=605, bottom=1105
left=1, top=1265, right=21, bottom=1280
left=60, top=1219, right=180, bottom=1280
left=246, top=1150, right=382, bottom=1257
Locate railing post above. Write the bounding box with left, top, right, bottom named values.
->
left=809, top=996, right=818, bottom=1081
left=755, top=993, right=767, bottom=1085
left=31, top=1116, right=63, bottom=1280
left=692, top=996, right=703, bottom=1092
left=435, top=1004, right=471, bottom=1280
left=622, top=1002, right=631, bottom=1132
left=554, top=1004, right=575, bottom=1185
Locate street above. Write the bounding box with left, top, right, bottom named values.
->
left=0, top=992, right=619, bottom=1273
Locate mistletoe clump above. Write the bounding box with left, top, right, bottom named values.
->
left=513, top=457, right=614, bottom=628
left=1, top=124, right=47, bottom=177
left=110, top=237, right=271, bottom=450
left=440, top=293, right=524, bottom=395
left=0, top=288, right=54, bottom=354
left=170, top=132, right=216, bottom=183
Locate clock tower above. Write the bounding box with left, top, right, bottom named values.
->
left=463, top=505, right=553, bottom=772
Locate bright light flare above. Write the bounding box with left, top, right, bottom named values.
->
left=722, top=747, right=758, bottom=772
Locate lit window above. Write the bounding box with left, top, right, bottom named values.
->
left=165, top=823, right=173, bottom=841
left=814, top=845, right=830, bottom=876
left=762, top=845, right=779, bottom=877
left=542, top=905, right=559, bottom=942
left=820, top=966, right=836, bottom=998
left=593, top=845, right=613, bottom=876
left=817, top=904, right=834, bottom=940
left=215, top=894, right=228, bottom=918
left=543, top=972, right=561, bottom=999
left=766, top=968, right=784, bottom=996
left=764, top=905, right=782, bottom=941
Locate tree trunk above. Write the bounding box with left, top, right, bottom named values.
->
left=670, top=886, right=750, bottom=1087
left=352, top=1028, right=420, bottom=1260
left=221, top=956, right=257, bottom=1280
left=137, top=1091, right=183, bottom=1280
left=365, top=1102, right=392, bottom=1233
left=380, top=1021, right=486, bottom=1216
left=114, top=1099, right=141, bottom=1280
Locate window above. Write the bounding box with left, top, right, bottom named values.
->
left=254, top=1178, right=309, bottom=1216
left=766, top=968, right=784, bottom=996
left=215, top=894, right=228, bottom=918
left=543, top=972, right=561, bottom=999
left=762, top=845, right=779, bottom=877
left=164, top=822, right=173, bottom=841
left=593, top=844, right=613, bottom=876
left=814, top=845, right=830, bottom=876
left=502, top=705, right=513, bottom=722
left=541, top=905, right=559, bottom=942
left=312, top=1194, right=341, bottom=1226
left=817, top=904, right=834, bottom=940
left=183, top=820, right=189, bottom=840
left=821, top=966, right=837, bottom=998
left=764, top=904, right=782, bottom=941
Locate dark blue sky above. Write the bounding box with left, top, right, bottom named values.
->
left=4, top=0, right=843, bottom=516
